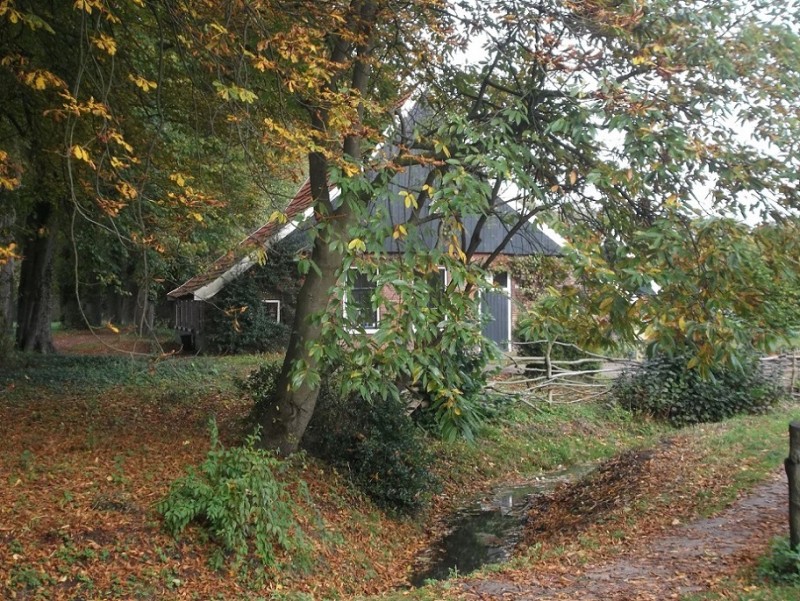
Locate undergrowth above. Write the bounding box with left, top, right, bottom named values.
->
left=612, top=354, right=781, bottom=427
left=759, top=538, right=800, bottom=585
left=157, top=420, right=310, bottom=580
left=0, top=353, right=259, bottom=401
left=243, top=362, right=439, bottom=515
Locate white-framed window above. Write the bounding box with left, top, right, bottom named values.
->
left=425, top=266, right=448, bottom=310
left=261, top=299, right=281, bottom=323
left=344, top=269, right=379, bottom=330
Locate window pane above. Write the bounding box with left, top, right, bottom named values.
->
left=348, top=271, right=378, bottom=328
left=426, top=268, right=446, bottom=308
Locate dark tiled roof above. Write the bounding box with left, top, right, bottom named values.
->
left=167, top=179, right=315, bottom=299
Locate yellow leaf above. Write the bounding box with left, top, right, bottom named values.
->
left=400, top=190, right=417, bottom=209
left=269, top=210, right=288, bottom=224
left=191, top=212, right=203, bottom=222
left=71, top=145, right=89, bottom=162
left=93, top=33, right=117, bottom=56
left=347, top=238, right=366, bottom=252
left=341, top=162, right=359, bottom=177
left=128, top=74, right=157, bottom=92
left=106, top=322, right=120, bottom=334
left=569, top=170, right=578, bottom=185
left=74, top=0, right=93, bottom=13
left=116, top=181, right=138, bottom=200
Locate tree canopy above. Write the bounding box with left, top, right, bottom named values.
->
left=2, top=0, right=799, bottom=451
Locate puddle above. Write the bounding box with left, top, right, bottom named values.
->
left=410, top=465, right=592, bottom=586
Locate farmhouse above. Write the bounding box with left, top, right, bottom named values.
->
left=168, top=104, right=561, bottom=352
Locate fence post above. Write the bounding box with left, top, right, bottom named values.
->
left=786, top=421, right=800, bottom=550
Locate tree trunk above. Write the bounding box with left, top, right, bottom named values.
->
left=255, top=138, right=360, bottom=455
left=786, top=421, right=800, bottom=550
left=256, top=0, right=376, bottom=455
left=16, top=201, right=56, bottom=353
left=257, top=231, right=342, bottom=456
left=256, top=206, right=350, bottom=455
left=134, top=282, right=154, bottom=336
left=0, top=206, right=16, bottom=352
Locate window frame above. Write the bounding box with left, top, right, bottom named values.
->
left=344, top=268, right=380, bottom=332
left=261, top=299, right=281, bottom=323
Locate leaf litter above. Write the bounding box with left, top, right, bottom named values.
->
left=461, top=434, right=788, bottom=600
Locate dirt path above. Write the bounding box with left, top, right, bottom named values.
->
left=463, top=471, right=787, bottom=600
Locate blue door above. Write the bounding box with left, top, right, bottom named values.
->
left=481, top=272, right=511, bottom=351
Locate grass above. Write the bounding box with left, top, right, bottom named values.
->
left=683, top=585, right=800, bottom=601
left=0, top=351, right=269, bottom=403
left=433, top=400, right=669, bottom=492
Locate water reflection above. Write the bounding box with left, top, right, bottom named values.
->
left=410, top=465, right=592, bottom=586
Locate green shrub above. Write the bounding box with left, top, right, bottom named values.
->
left=407, top=346, right=495, bottom=437
left=204, top=237, right=303, bottom=355
left=758, top=537, right=800, bottom=584
left=238, top=361, right=283, bottom=410
left=612, top=354, right=781, bottom=427
left=157, top=420, right=308, bottom=576
left=303, top=387, right=439, bottom=514
left=241, top=363, right=438, bottom=514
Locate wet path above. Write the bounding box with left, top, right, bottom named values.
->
left=462, top=471, right=787, bottom=600
left=411, top=467, right=592, bottom=586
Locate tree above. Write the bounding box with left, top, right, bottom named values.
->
left=0, top=1, right=291, bottom=351
left=250, top=0, right=800, bottom=454
left=3, top=1, right=798, bottom=452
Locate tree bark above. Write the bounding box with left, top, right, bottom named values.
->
left=134, top=282, right=154, bottom=336
left=16, top=201, right=57, bottom=353
left=0, top=207, right=16, bottom=354
left=786, top=421, right=800, bottom=550
left=256, top=190, right=351, bottom=455
left=255, top=0, right=378, bottom=455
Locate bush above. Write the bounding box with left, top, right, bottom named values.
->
left=157, top=420, right=308, bottom=576
left=204, top=236, right=303, bottom=354
left=304, top=387, right=439, bottom=514
left=238, top=361, right=283, bottom=410
left=612, top=354, right=781, bottom=427
left=407, top=346, right=495, bottom=438
left=242, top=363, right=438, bottom=514
left=758, top=538, right=800, bottom=584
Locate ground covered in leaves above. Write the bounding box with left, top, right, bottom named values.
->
left=462, top=432, right=790, bottom=600
left=0, top=333, right=436, bottom=600
left=1, top=331, right=794, bottom=601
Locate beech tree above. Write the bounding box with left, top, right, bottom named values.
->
left=0, top=1, right=289, bottom=351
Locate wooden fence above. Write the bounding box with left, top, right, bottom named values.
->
left=489, top=341, right=800, bottom=405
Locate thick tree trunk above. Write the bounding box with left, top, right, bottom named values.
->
left=16, top=201, right=56, bottom=353
left=256, top=140, right=359, bottom=455
left=257, top=206, right=350, bottom=455
left=257, top=0, right=376, bottom=454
